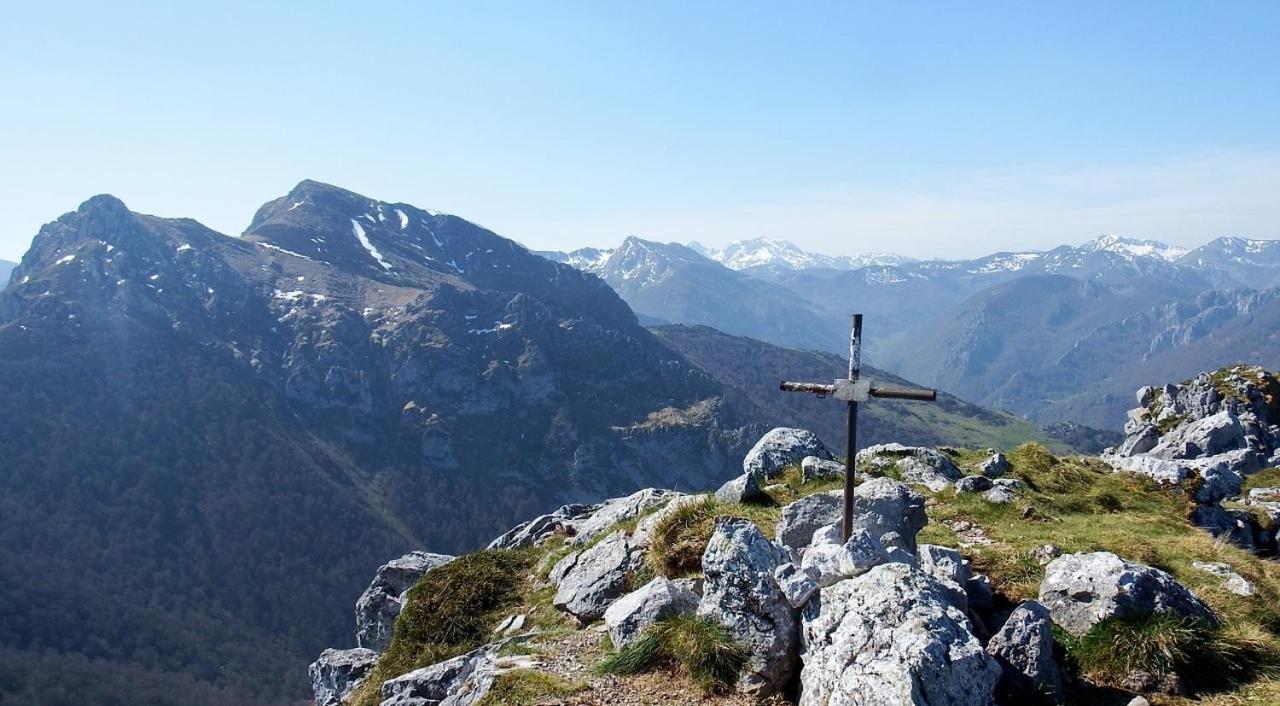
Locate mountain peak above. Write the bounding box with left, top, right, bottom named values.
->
left=1080, top=234, right=1188, bottom=262
left=77, top=193, right=131, bottom=216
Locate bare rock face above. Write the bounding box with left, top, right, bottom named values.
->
left=799, top=562, right=1000, bottom=706
left=696, top=518, right=797, bottom=696
left=849, top=477, right=929, bottom=554
left=743, top=427, right=832, bottom=480
left=603, top=576, right=699, bottom=649
left=801, top=528, right=902, bottom=588
left=987, top=601, right=1064, bottom=703
left=569, top=488, right=683, bottom=545
left=857, top=443, right=963, bottom=492
left=801, top=455, right=845, bottom=482
left=309, top=647, right=378, bottom=706
left=356, top=551, right=455, bottom=651
left=915, top=544, right=972, bottom=613
left=378, top=643, right=535, bottom=706
left=776, top=491, right=842, bottom=550
left=1038, top=552, right=1217, bottom=637
left=552, top=530, right=642, bottom=622
left=486, top=503, right=596, bottom=549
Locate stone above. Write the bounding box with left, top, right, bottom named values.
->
left=486, top=503, right=595, bottom=549
left=743, top=427, right=832, bottom=480
left=1194, top=461, right=1242, bottom=504
left=977, top=452, right=1010, bottom=478
left=955, top=475, right=993, bottom=493
left=603, top=576, right=699, bottom=649
left=857, top=443, right=963, bottom=492
left=1192, top=561, right=1256, bottom=597
left=1031, top=544, right=1063, bottom=566
left=987, top=601, right=1064, bottom=703
left=916, top=544, right=972, bottom=613
left=356, top=551, right=454, bottom=651
left=379, top=644, right=536, bottom=706
left=1151, top=410, right=1248, bottom=460
left=993, top=477, right=1027, bottom=490
left=810, top=522, right=843, bottom=546
left=309, top=647, right=378, bottom=706
left=776, top=491, right=842, bottom=550
left=983, top=485, right=1017, bottom=504
left=801, top=455, right=845, bottom=482
left=774, top=562, right=819, bottom=608
left=715, top=472, right=770, bottom=504
left=696, top=517, right=796, bottom=695
left=1191, top=505, right=1270, bottom=552
left=799, top=562, right=1000, bottom=706
left=1118, top=423, right=1160, bottom=457
left=1103, top=454, right=1192, bottom=484
left=571, top=488, right=681, bottom=545
left=1127, top=698, right=1151, bottom=706
left=849, top=477, right=928, bottom=553
left=1038, top=552, right=1218, bottom=637
left=553, top=530, right=640, bottom=622
left=801, top=528, right=898, bottom=588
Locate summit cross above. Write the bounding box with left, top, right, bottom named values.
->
left=779, top=314, right=938, bottom=542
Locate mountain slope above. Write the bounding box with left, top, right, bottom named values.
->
left=0, top=185, right=757, bottom=704
left=0, top=260, right=14, bottom=285
left=651, top=324, right=1070, bottom=454
left=545, top=237, right=836, bottom=351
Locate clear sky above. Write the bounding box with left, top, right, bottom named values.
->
left=1, top=1, right=1277, bottom=262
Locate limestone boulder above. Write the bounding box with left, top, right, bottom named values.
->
left=310, top=647, right=378, bottom=706
left=553, top=530, right=641, bottom=622
left=603, top=576, right=699, bottom=649
left=356, top=551, right=455, bottom=651
left=987, top=601, right=1064, bottom=703
left=743, top=427, right=832, bottom=480
left=1038, top=552, right=1217, bottom=637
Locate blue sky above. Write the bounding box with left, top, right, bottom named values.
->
left=1, top=1, right=1277, bottom=261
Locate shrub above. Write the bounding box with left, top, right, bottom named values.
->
left=597, top=615, right=749, bottom=693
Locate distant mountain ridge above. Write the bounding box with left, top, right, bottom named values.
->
left=0, top=259, right=14, bottom=285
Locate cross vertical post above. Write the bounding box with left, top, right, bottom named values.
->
left=780, top=314, right=938, bottom=542
left=843, top=314, right=862, bottom=544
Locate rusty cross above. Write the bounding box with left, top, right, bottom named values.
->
left=780, top=314, right=937, bottom=541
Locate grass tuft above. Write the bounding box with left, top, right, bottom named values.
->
left=597, top=615, right=749, bottom=693
left=645, top=495, right=778, bottom=578
left=475, top=669, right=587, bottom=706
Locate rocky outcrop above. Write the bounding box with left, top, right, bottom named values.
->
left=857, top=443, right=963, bottom=492
left=776, top=491, right=842, bottom=550
left=987, top=601, right=1063, bottom=703
left=915, top=544, right=972, bottom=613
left=714, top=472, right=769, bottom=504
left=799, top=562, right=1000, bottom=706
left=356, top=552, right=455, bottom=651
left=696, top=517, right=797, bottom=695
left=552, top=530, right=642, bottom=622
left=801, top=528, right=900, bottom=588
left=801, top=455, right=844, bottom=482
left=378, top=643, right=539, bottom=706
left=603, top=577, right=699, bottom=649
left=743, top=427, right=831, bottom=480
left=1106, top=367, right=1280, bottom=552
left=569, top=489, right=683, bottom=546
left=309, top=647, right=378, bottom=706
left=486, top=503, right=595, bottom=549
left=847, top=477, right=928, bottom=553
left=1038, top=552, right=1217, bottom=636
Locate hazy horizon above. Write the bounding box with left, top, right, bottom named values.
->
left=2, top=2, right=1277, bottom=262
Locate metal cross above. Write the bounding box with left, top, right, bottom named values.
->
left=780, top=314, right=938, bottom=541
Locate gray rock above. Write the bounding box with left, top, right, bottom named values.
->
left=1103, top=453, right=1192, bottom=484
left=810, top=522, right=844, bottom=546
left=857, top=443, right=962, bottom=492
left=603, top=576, right=699, bottom=649
left=1192, top=561, right=1256, bottom=597
left=1151, top=410, right=1248, bottom=460
left=1191, top=504, right=1270, bottom=551
left=379, top=643, right=536, bottom=706
left=916, top=544, right=972, bottom=613
left=553, top=530, right=640, bottom=622
left=955, top=475, right=994, bottom=493
left=1031, top=544, right=1063, bottom=565
left=993, top=477, right=1027, bottom=490
left=571, top=488, right=681, bottom=545
left=1249, top=486, right=1280, bottom=501
left=984, top=485, right=1017, bottom=504
left=356, top=551, right=455, bottom=651
left=776, top=491, right=842, bottom=550
left=774, top=562, right=819, bottom=608
left=987, top=601, right=1064, bottom=703
left=310, top=647, right=378, bottom=706
left=486, top=503, right=595, bottom=549
left=1137, top=386, right=1154, bottom=408
left=850, top=477, right=928, bottom=553
left=1038, top=552, right=1218, bottom=637
left=977, top=452, right=1010, bottom=478
left=696, top=517, right=796, bottom=695
left=743, top=427, right=831, bottom=480
left=801, top=455, right=845, bottom=482
left=1194, top=461, right=1242, bottom=504
left=715, top=472, right=769, bottom=504
left=1118, top=423, right=1160, bottom=457
left=799, top=562, right=1000, bottom=706
left=801, top=528, right=900, bottom=588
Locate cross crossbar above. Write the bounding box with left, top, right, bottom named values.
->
left=779, top=314, right=937, bottom=541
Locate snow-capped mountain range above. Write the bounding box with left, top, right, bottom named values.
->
left=689, top=237, right=915, bottom=272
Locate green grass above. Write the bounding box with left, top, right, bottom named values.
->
left=475, top=670, right=587, bottom=706
left=645, top=495, right=781, bottom=578
left=1243, top=467, right=1280, bottom=493
left=597, top=615, right=749, bottom=693
left=348, top=549, right=538, bottom=706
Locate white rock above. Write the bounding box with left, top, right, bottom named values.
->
left=799, top=562, right=999, bottom=706
left=986, top=601, right=1064, bottom=702
left=743, top=427, right=832, bottom=480
left=356, top=551, right=454, bottom=651
left=553, top=530, right=640, bottom=622
left=776, top=491, right=842, bottom=550
left=603, top=577, right=699, bottom=649
left=309, top=647, right=378, bottom=706
left=774, top=562, right=819, bottom=608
